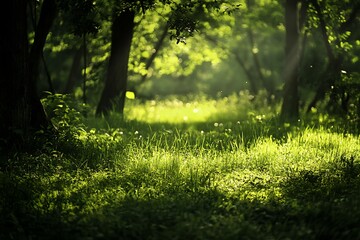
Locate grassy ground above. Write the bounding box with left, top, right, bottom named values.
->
left=1, top=94, right=360, bottom=239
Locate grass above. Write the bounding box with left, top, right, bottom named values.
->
left=1, top=93, right=360, bottom=239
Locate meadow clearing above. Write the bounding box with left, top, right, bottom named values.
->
left=1, top=94, right=360, bottom=240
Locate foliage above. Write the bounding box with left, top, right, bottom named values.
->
left=167, top=1, right=240, bottom=43
left=58, top=0, right=101, bottom=36
left=32, top=0, right=359, bottom=119
left=41, top=92, right=88, bottom=129
left=301, top=0, right=360, bottom=115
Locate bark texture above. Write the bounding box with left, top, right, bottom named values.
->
left=64, top=44, right=84, bottom=94
left=96, top=10, right=135, bottom=116
left=28, top=0, right=57, bottom=128
left=0, top=0, right=30, bottom=145
left=280, top=0, right=301, bottom=121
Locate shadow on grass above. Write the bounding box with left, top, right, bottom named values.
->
left=0, top=183, right=284, bottom=240
left=279, top=155, right=360, bottom=240
left=2, top=155, right=360, bottom=240
left=96, top=116, right=300, bottom=153
left=2, top=108, right=360, bottom=239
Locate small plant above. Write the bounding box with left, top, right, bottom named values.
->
left=42, top=92, right=89, bottom=129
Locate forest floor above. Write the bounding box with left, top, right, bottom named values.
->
left=1, top=95, right=360, bottom=240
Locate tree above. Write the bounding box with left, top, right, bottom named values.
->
left=306, top=0, right=360, bottom=114
left=138, top=22, right=170, bottom=85
left=0, top=0, right=49, bottom=148
left=0, top=0, right=101, bottom=148
left=95, top=0, right=240, bottom=116
left=28, top=0, right=58, bottom=128
left=64, top=43, right=84, bottom=94
left=96, top=9, right=135, bottom=116
left=280, top=0, right=303, bottom=121
left=245, top=0, right=276, bottom=99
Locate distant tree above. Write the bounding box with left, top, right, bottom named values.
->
left=95, top=0, right=239, bottom=116
left=245, top=0, right=276, bottom=100
left=139, top=22, right=170, bottom=84
left=64, top=43, right=84, bottom=94
left=280, top=0, right=305, bottom=121
left=306, top=0, right=360, bottom=114
left=96, top=8, right=135, bottom=116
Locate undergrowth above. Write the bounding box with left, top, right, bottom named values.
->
left=1, top=93, right=360, bottom=240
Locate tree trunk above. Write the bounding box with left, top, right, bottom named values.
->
left=29, top=0, right=57, bottom=129
left=139, top=22, right=169, bottom=84
left=0, top=0, right=28, bottom=126
left=247, top=28, right=275, bottom=98
left=0, top=0, right=31, bottom=145
left=234, top=53, right=259, bottom=95
left=204, top=33, right=259, bottom=96
left=64, top=44, right=84, bottom=94
left=246, top=0, right=274, bottom=98
left=29, top=0, right=58, bottom=81
left=306, top=0, right=352, bottom=113
left=96, top=10, right=135, bottom=116
left=280, top=0, right=301, bottom=121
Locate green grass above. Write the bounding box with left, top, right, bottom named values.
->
left=1, top=94, right=360, bottom=239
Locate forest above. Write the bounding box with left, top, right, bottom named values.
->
left=1, top=0, right=360, bottom=239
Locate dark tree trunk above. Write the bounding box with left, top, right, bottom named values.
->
left=29, top=0, right=57, bottom=128
left=0, top=0, right=32, bottom=147
left=0, top=0, right=28, bottom=130
left=280, top=0, right=301, bottom=121
left=29, top=0, right=57, bottom=82
left=64, top=44, right=84, bottom=94
left=82, top=34, right=87, bottom=104
left=96, top=10, right=135, bottom=116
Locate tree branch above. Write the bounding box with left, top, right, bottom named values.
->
left=310, top=0, right=336, bottom=63
left=339, top=3, right=360, bottom=33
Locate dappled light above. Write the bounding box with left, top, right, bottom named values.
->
left=2, top=95, right=360, bottom=239
left=1, top=0, right=360, bottom=239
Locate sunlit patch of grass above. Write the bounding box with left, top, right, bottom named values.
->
left=84, top=91, right=278, bottom=129
left=125, top=98, right=215, bottom=123
left=2, top=94, right=360, bottom=239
